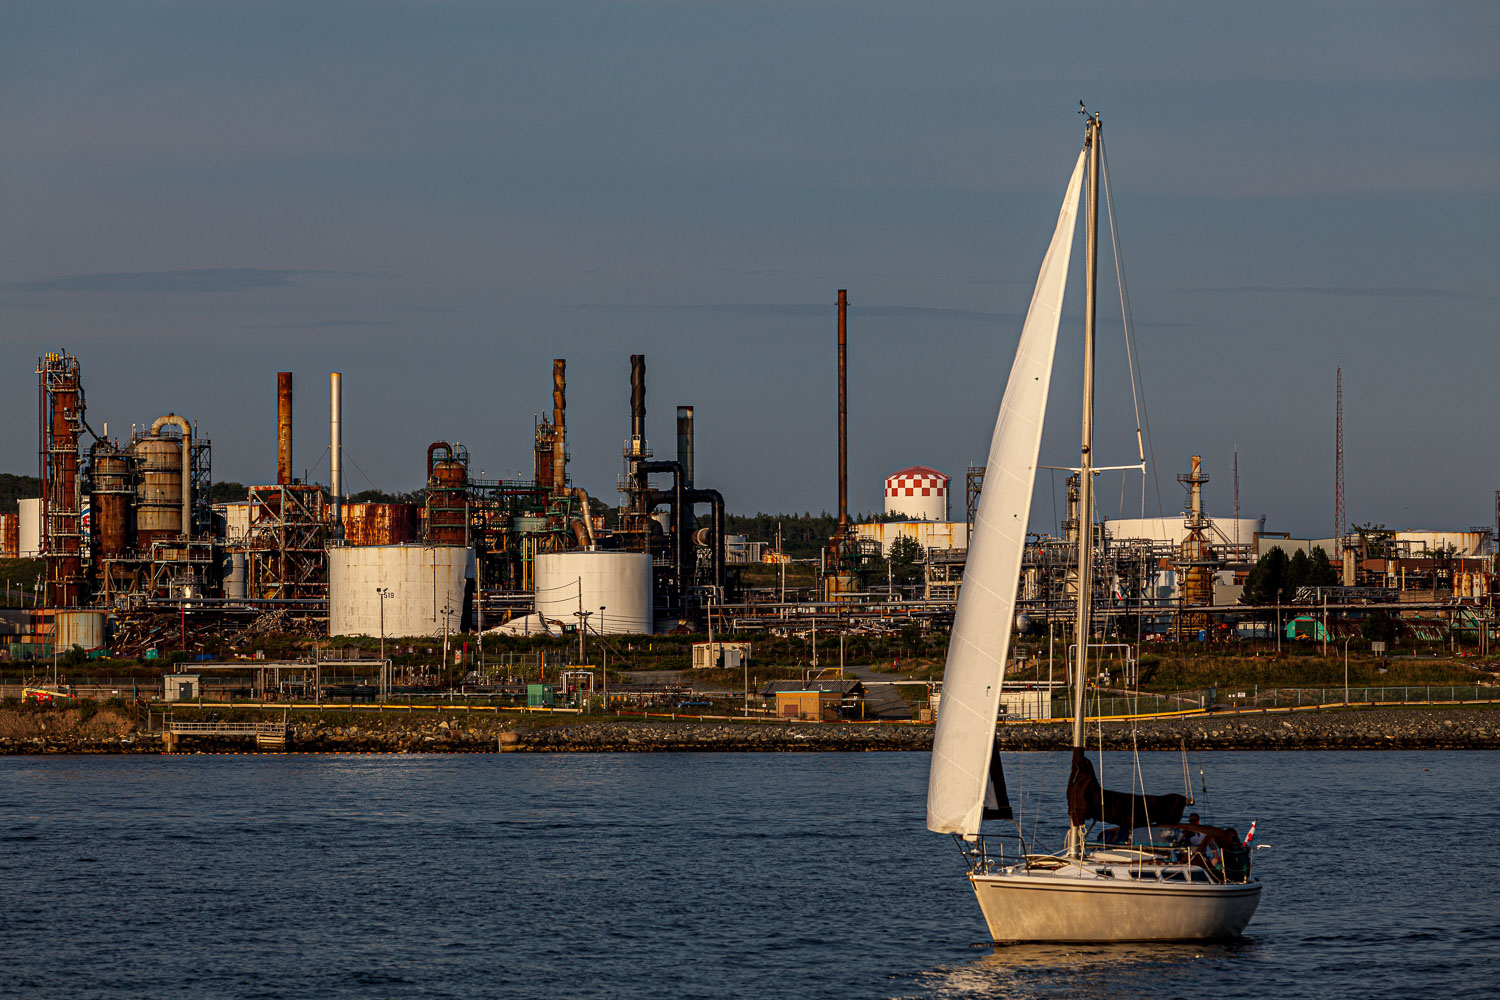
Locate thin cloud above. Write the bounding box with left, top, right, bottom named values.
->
left=1171, top=284, right=1493, bottom=302
left=576, top=302, right=1019, bottom=323
left=10, top=268, right=370, bottom=294
left=244, top=319, right=393, bottom=330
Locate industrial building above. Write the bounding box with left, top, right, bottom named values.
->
left=15, top=348, right=736, bottom=656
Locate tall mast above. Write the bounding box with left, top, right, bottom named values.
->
left=1071, top=113, right=1102, bottom=752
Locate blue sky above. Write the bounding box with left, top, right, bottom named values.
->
left=2, top=2, right=1495, bottom=537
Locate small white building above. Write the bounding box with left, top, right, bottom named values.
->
left=692, top=641, right=752, bottom=669
left=884, top=465, right=949, bottom=521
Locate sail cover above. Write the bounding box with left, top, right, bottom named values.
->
left=927, top=149, right=1086, bottom=838
left=1066, top=748, right=1187, bottom=830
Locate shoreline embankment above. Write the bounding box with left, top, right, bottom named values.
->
left=2, top=704, right=1499, bottom=754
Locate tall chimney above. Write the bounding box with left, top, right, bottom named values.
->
left=552, top=359, right=567, bottom=494
left=630, top=354, right=646, bottom=448
left=330, top=372, right=343, bottom=538
left=676, top=406, right=694, bottom=490
left=837, top=290, right=848, bottom=534
left=277, top=372, right=293, bottom=484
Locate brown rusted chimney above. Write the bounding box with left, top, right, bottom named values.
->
left=552, top=359, right=566, bottom=494
left=277, top=372, right=293, bottom=484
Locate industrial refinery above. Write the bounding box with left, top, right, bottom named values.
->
left=3, top=292, right=1498, bottom=679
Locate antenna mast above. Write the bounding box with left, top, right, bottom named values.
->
left=1233, top=448, right=1240, bottom=549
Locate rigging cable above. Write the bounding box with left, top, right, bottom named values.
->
left=1100, top=135, right=1164, bottom=517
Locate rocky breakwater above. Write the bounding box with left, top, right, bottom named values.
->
left=512, top=720, right=933, bottom=752
left=997, top=706, right=1500, bottom=751
left=5, top=705, right=1499, bottom=753
left=0, top=705, right=151, bottom=754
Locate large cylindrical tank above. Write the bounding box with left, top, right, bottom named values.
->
left=224, top=551, right=248, bottom=601
left=132, top=435, right=182, bottom=547
left=534, top=551, right=652, bottom=635
left=328, top=545, right=476, bottom=637
left=884, top=465, right=949, bottom=521
left=341, top=503, right=420, bottom=546
left=54, top=610, right=106, bottom=651
left=90, top=451, right=134, bottom=559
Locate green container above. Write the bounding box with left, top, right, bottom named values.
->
left=527, top=683, right=555, bottom=707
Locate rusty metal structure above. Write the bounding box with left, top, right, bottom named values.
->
left=1176, top=455, right=1220, bottom=633
left=245, top=483, right=326, bottom=600
left=277, top=371, right=294, bottom=485
left=340, top=503, right=419, bottom=546
left=37, top=352, right=86, bottom=607
left=426, top=442, right=470, bottom=545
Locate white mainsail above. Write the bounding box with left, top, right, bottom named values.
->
left=926, top=149, right=1086, bottom=837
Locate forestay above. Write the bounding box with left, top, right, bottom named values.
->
left=926, top=149, right=1086, bottom=838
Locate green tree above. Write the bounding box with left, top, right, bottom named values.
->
left=1308, top=546, right=1340, bottom=587
left=1241, top=547, right=1288, bottom=604
left=1285, top=549, right=1311, bottom=595
left=888, top=536, right=923, bottom=582
left=1361, top=609, right=1397, bottom=645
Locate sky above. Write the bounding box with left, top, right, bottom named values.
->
left=3, top=1, right=1496, bottom=538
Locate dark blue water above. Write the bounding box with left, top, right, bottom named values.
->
left=1, top=751, right=1495, bottom=999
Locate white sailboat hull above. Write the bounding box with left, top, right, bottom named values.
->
left=971, top=871, right=1261, bottom=943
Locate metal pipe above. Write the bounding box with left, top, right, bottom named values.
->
left=149, top=413, right=192, bottom=540
left=277, top=372, right=293, bottom=484
left=330, top=372, right=343, bottom=540
left=552, top=359, right=567, bottom=495
left=572, top=487, right=596, bottom=549
left=676, top=406, right=694, bottom=490
left=837, top=290, right=848, bottom=534
left=640, top=460, right=687, bottom=596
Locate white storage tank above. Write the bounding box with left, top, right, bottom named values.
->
left=535, top=551, right=652, bottom=635
left=54, top=610, right=106, bottom=651
left=884, top=465, right=949, bottom=521
left=18, top=497, right=42, bottom=558
left=328, top=544, right=475, bottom=638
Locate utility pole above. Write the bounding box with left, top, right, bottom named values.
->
left=376, top=587, right=392, bottom=700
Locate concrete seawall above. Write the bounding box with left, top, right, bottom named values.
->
left=2, top=705, right=1499, bottom=753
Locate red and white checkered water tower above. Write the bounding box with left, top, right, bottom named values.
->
left=884, top=465, right=949, bottom=521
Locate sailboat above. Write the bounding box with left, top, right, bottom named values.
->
left=927, top=110, right=1261, bottom=943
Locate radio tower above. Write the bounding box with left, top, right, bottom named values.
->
left=1334, top=366, right=1345, bottom=555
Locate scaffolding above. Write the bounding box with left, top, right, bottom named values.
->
left=246, top=484, right=327, bottom=601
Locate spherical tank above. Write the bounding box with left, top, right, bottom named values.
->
left=90, top=452, right=134, bottom=559
left=534, top=551, right=652, bottom=636
left=328, top=545, right=475, bottom=638
left=341, top=503, right=420, bottom=546
left=131, top=435, right=182, bottom=547
left=884, top=465, right=949, bottom=521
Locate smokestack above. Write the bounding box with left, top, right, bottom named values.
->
left=277, top=372, right=293, bottom=484
left=837, top=290, right=848, bottom=533
left=552, top=359, right=566, bottom=494
left=630, top=354, right=646, bottom=448
left=676, top=406, right=694, bottom=490
left=330, top=372, right=343, bottom=539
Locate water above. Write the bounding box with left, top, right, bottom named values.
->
left=2, top=750, right=1495, bottom=999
